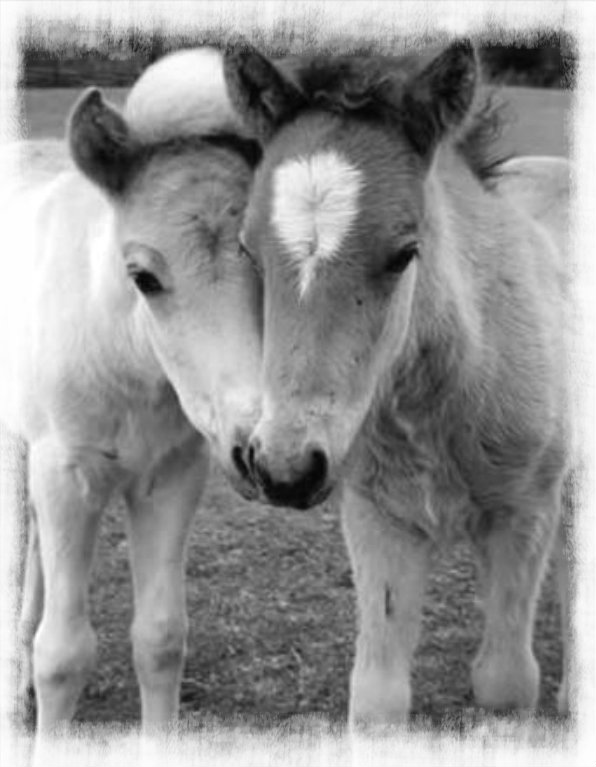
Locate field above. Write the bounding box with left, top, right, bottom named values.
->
left=18, top=86, right=571, bottom=732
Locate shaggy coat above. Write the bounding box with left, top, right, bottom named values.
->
left=223, top=40, right=572, bottom=723
left=1, top=48, right=262, bottom=736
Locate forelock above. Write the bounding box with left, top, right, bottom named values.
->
left=271, top=150, right=363, bottom=298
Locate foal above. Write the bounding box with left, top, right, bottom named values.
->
left=1, top=48, right=261, bottom=734
left=224, top=41, right=572, bottom=724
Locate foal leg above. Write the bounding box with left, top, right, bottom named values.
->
left=11, top=440, right=43, bottom=723
left=29, top=437, right=112, bottom=733
left=342, top=486, right=432, bottom=726
left=471, top=489, right=560, bottom=712
left=17, top=508, right=44, bottom=722
left=125, top=436, right=208, bottom=734
left=553, top=519, right=571, bottom=714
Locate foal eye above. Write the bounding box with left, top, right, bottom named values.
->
left=130, top=269, right=164, bottom=295
left=385, top=242, right=420, bottom=276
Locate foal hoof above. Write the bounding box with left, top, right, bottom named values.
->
left=349, top=666, right=411, bottom=729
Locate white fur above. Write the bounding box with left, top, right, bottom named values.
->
left=124, top=47, right=246, bottom=141
left=3, top=51, right=261, bottom=738
left=271, top=151, right=363, bottom=297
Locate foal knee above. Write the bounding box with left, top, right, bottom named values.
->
left=33, top=619, right=97, bottom=728
left=18, top=616, right=38, bottom=676
left=131, top=614, right=187, bottom=685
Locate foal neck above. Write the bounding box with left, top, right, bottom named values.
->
left=414, top=146, right=489, bottom=364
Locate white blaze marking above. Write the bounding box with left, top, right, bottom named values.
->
left=271, top=151, right=363, bottom=298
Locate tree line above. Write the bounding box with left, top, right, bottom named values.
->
left=21, top=26, right=575, bottom=89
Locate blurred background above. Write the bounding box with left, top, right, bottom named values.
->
left=21, top=20, right=576, bottom=89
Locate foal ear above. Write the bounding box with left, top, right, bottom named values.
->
left=68, top=88, right=137, bottom=195
left=223, top=44, right=305, bottom=141
left=402, top=39, right=478, bottom=157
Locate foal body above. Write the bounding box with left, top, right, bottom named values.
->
left=7, top=163, right=201, bottom=731
left=341, top=152, right=572, bottom=722
left=224, top=43, right=573, bottom=723
left=1, top=48, right=261, bottom=734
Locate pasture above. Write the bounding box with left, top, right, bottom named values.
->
left=17, top=85, right=571, bottom=730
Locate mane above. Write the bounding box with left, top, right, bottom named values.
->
left=124, top=47, right=250, bottom=143
left=453, top=89, right=513, bottom=186
left=135, top=132, right=262, bottom=169
left=124, top=49, right=261, bottom=171
left=283, top=53, right=513, bottom=189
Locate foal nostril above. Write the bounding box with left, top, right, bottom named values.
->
left=231, top=444, right=250, bottom=482
left=304, top=446, right=328, bottom=492
left=247, top=442, right=257, bottom=477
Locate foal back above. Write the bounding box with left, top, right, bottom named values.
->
left=495, top=156, right=569, bottom=255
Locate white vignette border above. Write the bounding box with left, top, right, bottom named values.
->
left=0, top=1, right=594, bottom=766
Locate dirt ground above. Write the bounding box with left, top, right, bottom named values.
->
left=17, top=85, right=572, bottom=731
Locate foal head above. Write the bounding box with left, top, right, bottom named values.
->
left=225, top=40, right=498, bottom=508
left=68, top=83, right=262, bottom=497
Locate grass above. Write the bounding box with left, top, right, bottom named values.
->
left=16, top=86, right=571, bottom=732
left=76, top=471, right=566, bottom=728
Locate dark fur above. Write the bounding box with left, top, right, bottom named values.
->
left=138, top=132, right=262, bottom=169
left=68, top=88, right=139, bottom=195
left=224, top=41, right=512, bottom=188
